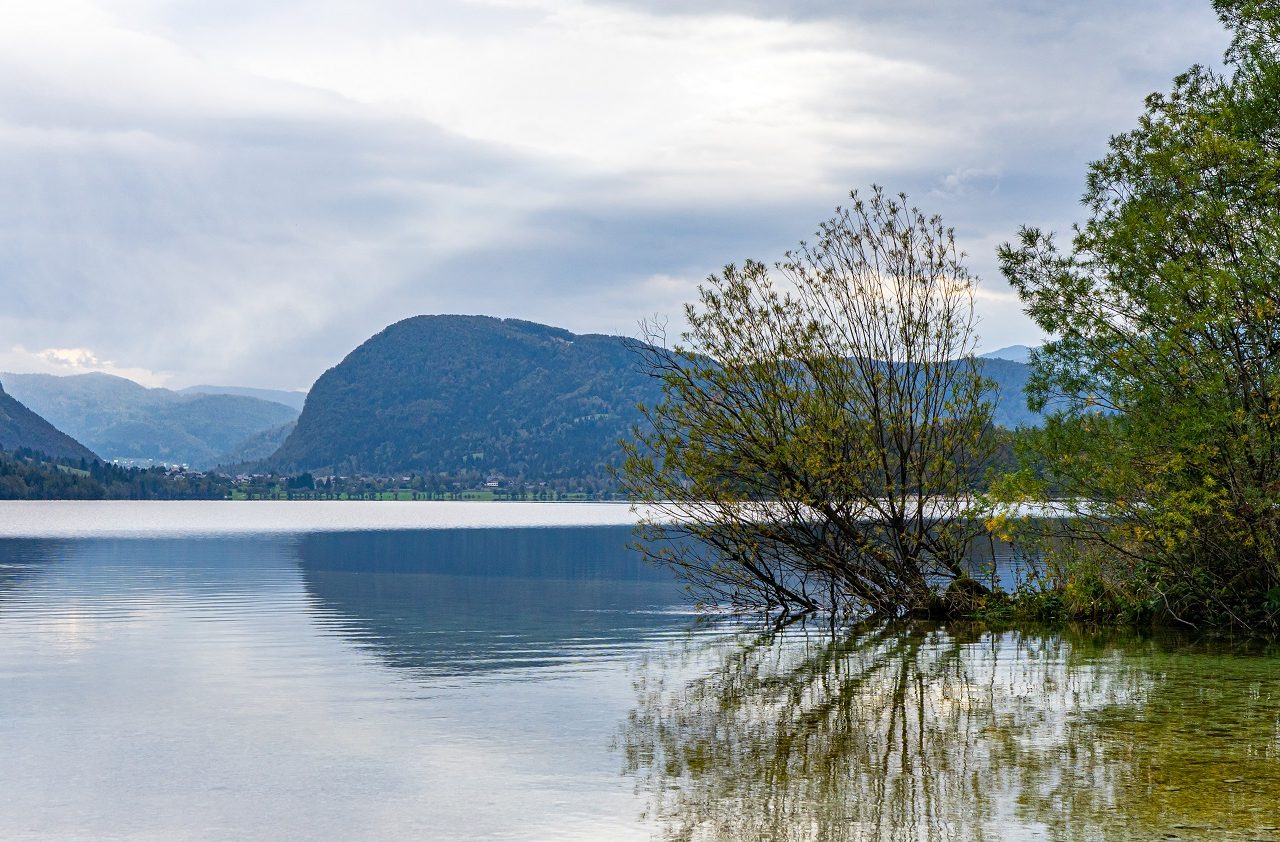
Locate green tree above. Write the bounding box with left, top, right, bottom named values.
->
left=622, top=188, right=996, bottom=620
left=997, top=1, right=1280, bottom=629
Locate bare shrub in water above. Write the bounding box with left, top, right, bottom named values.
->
left=621, top=188, right=997, bottom=620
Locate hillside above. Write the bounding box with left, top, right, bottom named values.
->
left=979, top=358, right=1037, bottom=429
left=217, top=421, right=297, bottom=466
left=269, top=315, right=664, bottom=480
left=2, top=372, right=299, bottom=469
left=178, top=385, right=307, bottom=412
left=269, top=314, right=1042, bottom=482
left=980, top=344, right=1038, bottom=365
left=0, top=380, right=97, bottom=461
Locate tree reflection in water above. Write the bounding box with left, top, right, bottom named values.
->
left=621, top=622, right=1280, bottom=841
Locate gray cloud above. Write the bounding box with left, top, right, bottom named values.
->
left=0, top=0, right=1229, bottom=388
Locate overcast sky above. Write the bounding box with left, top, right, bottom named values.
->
left=0, top=0, right=1228, bottom=390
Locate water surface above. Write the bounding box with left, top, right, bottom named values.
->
left=1, top=502, right=1277, bottom=840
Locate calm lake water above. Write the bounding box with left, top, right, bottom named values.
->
left=1, top=501, right=1278, bottom=840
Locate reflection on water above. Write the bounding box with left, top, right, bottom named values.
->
left=2, top=508, right=1279, bottom=841
left=0, top=525, right=689, bottom=841
left=297, top=527, right=693, bottom=677
left=622, top=623, right=1280, bottom=841
left=0, top=539, right=60, bottom=601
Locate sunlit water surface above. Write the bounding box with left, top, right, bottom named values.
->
left=1, top=501, right=1278, bottom=841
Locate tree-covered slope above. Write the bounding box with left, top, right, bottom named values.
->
left=268, top=314, right=1041, bottom=481
left=178, top=385, right=307, bottom=412
left=216, top=420, right=297, bottom=467
left=0, top=380, right=98, bottom=461
left=269, top=315, right=664, bottom=479
left=1, top=372, right=298, bottom=468
left=979, top=358, right=1038, bottom=429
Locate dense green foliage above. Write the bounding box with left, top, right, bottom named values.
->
left=0, top=447, right=235, bottom=500
left=269, top=315, right=667, bottom=482
left=997, top=0, right=1280, bottom=630
left=0, top=382, right=97, bottom=461
left=623, top=189, right=999, bottom=618
left=2, top=372, right=298, bottom=469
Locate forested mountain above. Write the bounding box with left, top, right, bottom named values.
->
left=2, top=372, right=298, bottom=469
left=269, top=315, right=665, bottom=480
left=178, top=385, right=307, bottom=412
left=216, top=421, right=297, bottom=467
left=0, top=381, right=97, bottom=461
left=268, top=314, right=1041, bottom=481
left=980, top=358, right=1037, bottom=429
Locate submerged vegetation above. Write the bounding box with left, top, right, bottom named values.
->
left=625, top=1, right=1280, bottom=632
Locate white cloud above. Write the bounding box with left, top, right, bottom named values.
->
left=0, top=0, right=1230, bottom=389
left=36, top=347, right=102, bottom=368
left=0, top=345, right=170, bottom=387
left=212, top=0, right=954, bottom=200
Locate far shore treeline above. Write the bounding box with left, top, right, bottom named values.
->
left=3, top=1, right=1279, bottom=632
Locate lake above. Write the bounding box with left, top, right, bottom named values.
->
left=1, top=501, right=1278, bottom=840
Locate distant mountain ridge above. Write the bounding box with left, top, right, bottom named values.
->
left=0, top=379, right=97, bottom=461
left=178, top=384, right=307, bottom=412
left=217, top=421, right=297, bottom=467
left=2, top=372, right=299, bottom=469
left=2, top=320, right=1041, bottom=480
left=267, top=314, right=1041, bottom=481
left=980, top=358, right=1038, bottom=429
left=980, top=344, right=1038, bottom=364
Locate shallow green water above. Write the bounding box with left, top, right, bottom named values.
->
left=625, top=623, right=1280, bottom=841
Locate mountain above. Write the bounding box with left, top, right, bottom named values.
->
left=980, top=344, right=1038, bottom=364
left=1, top=372, right=299, bottom=469
left=978, top=358, right=1038, bottom=429
left=269, top=314, right=1044, bottom=481
left=0, top=380, right=98, bottom=461
left=216, top=421, right=297, bottom=467
left=269, top=315, right=664, bottom=479
left=178, top=385, right=308, bottom=412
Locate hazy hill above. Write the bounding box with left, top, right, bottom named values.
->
left=269, top=315, right=664, bottom=479
left=178, top=384, right=307, bottom=412
left=0, top=380, right=98, bottom=461
left=269, top=314, right=1042, bottom=481
left=216, top=421, right=297, bottom=467
left=981, top=344, right=1038, bottom=364
left=979, top=358, right=1038, bottom=429
left=2, top=372, right=299, bottom=468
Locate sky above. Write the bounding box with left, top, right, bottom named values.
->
left=0, top=0, right=1229, bottom=391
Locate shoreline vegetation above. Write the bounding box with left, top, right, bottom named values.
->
left=0, top=442, right=1269, bottom=632
left=0, top=449, right=629, bottom=502
left=623, top=3, right=1280, bottom=634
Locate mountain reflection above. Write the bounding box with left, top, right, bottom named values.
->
left=0, top=538, right=72, bottom=607
left=293, top=527, right=689, bottom=678
left=622, top=623, right=1280, bottom=841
